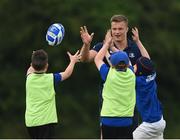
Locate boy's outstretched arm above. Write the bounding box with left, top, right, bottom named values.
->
left=79, top=26, right=96, bottom=62
left=60, top=50, right=81, bottom=81
left=132, top=27, right=150, bottom=59
left=94, top=30, right=112, bottom=70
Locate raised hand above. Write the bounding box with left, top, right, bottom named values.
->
left=104, top=29, right=113, bottom=46
left=67, top=50, right=81, bottom=63
left=132, top=27, right=140, bottom=43
left=80, top=26, right=94, bottom=45
left=27, top=66, right=35, bottom=75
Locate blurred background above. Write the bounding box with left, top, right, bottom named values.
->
left=0, top=0, right=180, bottom=138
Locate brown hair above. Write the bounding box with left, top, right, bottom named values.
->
left=31, top=49, right=48, bottom=71
left=110, top=14, right=128, bottom=26
left=114, top=61, right=128, bottom=71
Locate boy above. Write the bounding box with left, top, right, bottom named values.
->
left=132, top=27, right=166, bottom=139
left=94, top=31, right=136, bottom=139
left=25, top=49, right=80, bottom=139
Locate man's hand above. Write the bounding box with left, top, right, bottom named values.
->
left=80, top=26, right=94, bottom=45
left=132, top=27, right=140, bottom=43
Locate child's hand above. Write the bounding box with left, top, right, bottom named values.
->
left=132, top=27, right=140, bottom=43
left=67, top=50, right=81, bottom=63
left=27, top=66, right=35, bottom=76
left=80, top=26, right=94, bottom=45
left=104, top=29, right=113, bottom=46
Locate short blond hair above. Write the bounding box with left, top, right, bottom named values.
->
left=110, top=15, right=128, bottom=26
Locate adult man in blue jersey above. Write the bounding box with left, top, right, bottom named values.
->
left=79, top=14, right=142, bottom=134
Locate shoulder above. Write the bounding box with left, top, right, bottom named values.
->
left=146, top=73, right=156, bottom=82
left=126, top=39, right=142, bottom=65
left=42, top=73, right=54, bottom=79
left=53, top=73, right=61, bottom=79
left=92, top=42, right=103, bottom=52
left=99, top=64, right=110, bottom=81
left=136, top=73, right=156, bottom=82
left=46, top=73, right=54, bottom=76
left=53, top=73, right=62, bottom=84
left=127, top=39, right=138, bottom=48
left=126, top=39, right=141, bottom=55
left=26, top=73, right=34, bottom=79
left=100, top=64, right=109, bottom=72
left=128, top=66, right=134, bottom=73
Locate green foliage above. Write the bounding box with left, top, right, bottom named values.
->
left=0, top=0, right=180, bottom=138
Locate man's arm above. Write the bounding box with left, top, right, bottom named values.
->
left=60, top=50, right=81, bottom=81
left=132, top=27, right=150, bottom=59
left=79, top=26, right=96, bottom=62
left=80, top=44, right=97, bottom=62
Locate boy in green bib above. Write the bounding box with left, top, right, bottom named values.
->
left=94, top=31, right=136, bottom=139
left=25, top=49, right=80, bottom=138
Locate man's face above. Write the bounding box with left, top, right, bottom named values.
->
left=111, top=21, right=128, bottom=42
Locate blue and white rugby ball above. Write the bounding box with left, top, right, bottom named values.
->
left=46, top=23, right=65, bottom=46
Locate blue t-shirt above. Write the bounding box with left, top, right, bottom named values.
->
left=136, top=73, right=163, bottom=123
left=53, top=73, right=62, bottom=85
left=53, top=73, right=62, bottom=93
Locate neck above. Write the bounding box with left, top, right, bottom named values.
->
left=114, top=39, right=128, bottom=51
left=34, top=70, right=46, bottom=73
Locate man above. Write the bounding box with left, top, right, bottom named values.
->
left=80, top=14, right=141, bottom=65
left=80, top=14, right=142, bottom=133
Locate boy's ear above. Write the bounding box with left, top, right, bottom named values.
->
left=44, top=63, right=48, bottom=71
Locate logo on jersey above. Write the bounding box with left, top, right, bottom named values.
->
left=146, top=73, right=156, bottom=82
left=129, top=53, right=135, bottom=58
